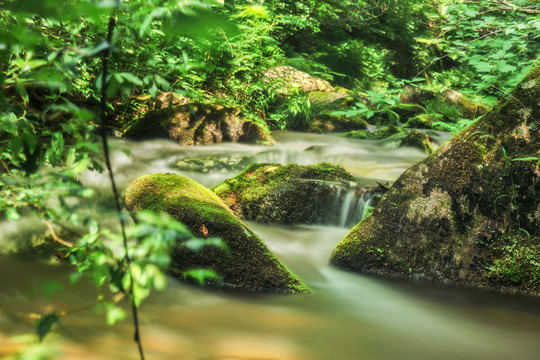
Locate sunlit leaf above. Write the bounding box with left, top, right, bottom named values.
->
left=104, top=303, right=126, bottom=325
left=6, top=207, right=20, bottom=222
left=163, top=12, right=237, bottom=41
left=120, top=73, right=143, bottom=86
left=512, top=156, right=540, bottom=162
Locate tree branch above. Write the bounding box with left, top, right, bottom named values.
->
left=99, top=4, right=146, bottom=360
left=494, top=0, right=540, bottom=14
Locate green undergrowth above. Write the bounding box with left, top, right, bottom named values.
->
left=488, top=235, right=540, bottom=288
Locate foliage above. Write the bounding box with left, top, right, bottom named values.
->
left=269, top=91, right=326, bottom=130
left=330, top=87, right=404, bottom=127
left=258, top=0, right=438, bottom=87
left=488, top=235, right=540, bottom=286
left=0, top=0, right=227, bottom=353
left=431, top=0, right=540, bottom=97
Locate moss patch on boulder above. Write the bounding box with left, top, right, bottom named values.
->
left=341, top=127, right=436, bottom=154
left=403, top=113, right=444, bottom=129
left=213, top=162, right=361, bottom=224
left=174, top=155, right=254, bottom=174
left=263, top=66, right=334, bottom=93
left=309, top=113, right=368, bottom=133
left=124, top=102, right=274, bottom=145
left=330, top=65, right=540, bottom=296
left=125, top=173, right=309, bottom=294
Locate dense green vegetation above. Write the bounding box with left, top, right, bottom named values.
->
left=0, top=0, right=538, bottom=358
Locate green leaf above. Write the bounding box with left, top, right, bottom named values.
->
left=154, top=75, right=171, bottom=90
left=120, top=73, right=143, bottom=86
left=183, top=269, right=222, bottom=285
left=512, top=156, right=540, bottom=162
left=6, top=208, right=20, bottom=222
left=104, top=304, right=126, bottom=325
left=163, top=12, right=236, bottom=41
left=36, top=312, right=60, bottom=342
left=184, top=237, right=226, bottom=252
left=473, top=61, right=492, bottom=73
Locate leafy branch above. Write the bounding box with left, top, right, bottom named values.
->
left=98, top=1, right=145, bottom=359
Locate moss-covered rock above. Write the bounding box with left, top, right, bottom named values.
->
left=125, top=173, right=309, bottom=294
left=263, top=66, right=334, bottom=93
left=342, top=126, right=403, bottom=140
left=440, top=89, right=487, bottom=119
left=389, top=103, right=426, bottom=123
left=403, top=113, right=444, bottom=129
left=400, top=86, right=436, bottom=105
left=400, top=130, right=435, bottom=154
left=342, top=127, right=435, bottom=154
left=307, top=91, right=349, bottom=104
left=368, top=109, right=400, bottom=126
left=213, top=162, right=372, bottom=225
left=174, top=155, right=255, bottom=174
left=124, top=102, right=274, bottom=145
left=330, top=65, right=540, bottom=296
left=309, top=113, right=368, bottom=133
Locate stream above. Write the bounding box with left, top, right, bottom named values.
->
left=1, top=131, right=540, bottom=359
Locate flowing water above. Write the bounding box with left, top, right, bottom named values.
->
left=1, top=132, right=540, bottom=359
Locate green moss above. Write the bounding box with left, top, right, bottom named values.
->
left=389, top=103, right=426, bottom=122
left=125, top=173, right=310, bottom=294
left=213, top=162, right=356, bottom=224
left=369, top=109, right=400, bottom=126
left=341, top=126, right=403, bottom=140
left=342, top=130, right=369, bottom=139
left=401, top=130, right=435, bottom=154
left=488, top=235, right=540, bottom=288
left=403, top=113, right=443, bottom=129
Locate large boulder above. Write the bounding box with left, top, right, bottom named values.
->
left=213, top=163, right=381, bottom=226
left=263, top=65, right=334, bottom=93
left=124, top=102, right=274, bottom=145
left=125, top=173, right=309, bottom=294
left=330, top=65, right=540, bottom=296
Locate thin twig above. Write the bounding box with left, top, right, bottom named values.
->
left=99, top=4, right=145, bottom=360
left=1, top=159, right=12, bottom=174
left=494, top=0, right=540, bottom=14
left=45, top=220, right=74, bottom=248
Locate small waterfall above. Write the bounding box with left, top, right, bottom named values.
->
left=359, top=193, right=374, bottom=219
left=306, top=181, right=379, bottom=228
left=339, top=191, right=356, bottom=227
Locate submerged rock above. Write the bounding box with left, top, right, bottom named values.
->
left=213, top=162, right=380, bottom=226
left=125, top=173, right=309, bottom=294
left=330, top=65, right=540, bottom=296
left=174, top=155, right=255, bottom=174
left=342, top=127, right=436, bottom=154
left=124, top=102, right=274, bottom=145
